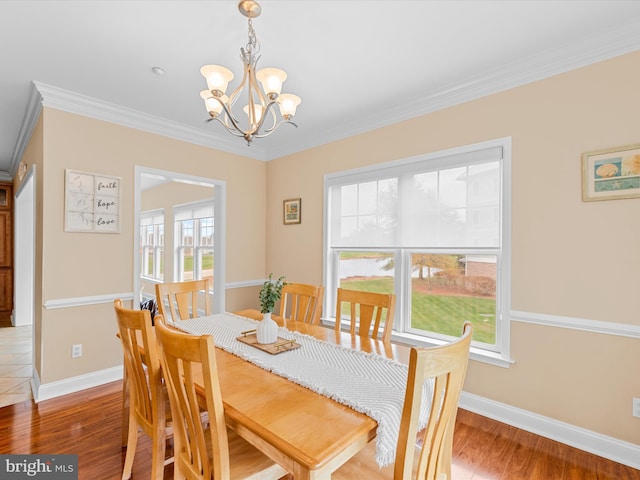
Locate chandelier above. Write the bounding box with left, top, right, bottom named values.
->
left=199, top=0, right=301, bottom=145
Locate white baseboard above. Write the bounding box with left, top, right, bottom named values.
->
left=33, top=366, right=123, bottom=403
left=460, top=391, right=640, bottom=470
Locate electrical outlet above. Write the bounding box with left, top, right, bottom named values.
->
left=633, top=398, right=640, bottom=419
left=71, top=344, right=82, bottom=358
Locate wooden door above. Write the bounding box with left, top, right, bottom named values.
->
left=0, top=184, right=13, bottom=315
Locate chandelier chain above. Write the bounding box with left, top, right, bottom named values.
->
left=246, top=18, right=258, bottom=56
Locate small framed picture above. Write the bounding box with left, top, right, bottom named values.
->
left=582, top=144, right=640, bottom=201
left=283, top=198, right=301, bottom=225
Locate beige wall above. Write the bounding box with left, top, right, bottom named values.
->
left=13, top=49, right=640, bottom=450
left=17, top=109, right=268, bottom=384
left=266, top=51, right=640, bottom=445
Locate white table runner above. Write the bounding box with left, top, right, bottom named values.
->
left=174, top=313, right=433, bottom=467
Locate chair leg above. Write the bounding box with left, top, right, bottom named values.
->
left=121, top=409, right=138, bottom=480
left=150, top=429, right=167, bottom=480
left=121, top=373, right=129, bottom=447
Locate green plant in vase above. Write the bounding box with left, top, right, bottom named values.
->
left=256, top=273, right=286, bottom=344
left=259, top=273, right=287, bottom=314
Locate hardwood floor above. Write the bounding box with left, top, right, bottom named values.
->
left=0, top=381, right=638, bottom=479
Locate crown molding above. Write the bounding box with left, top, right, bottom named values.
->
left=33, top=82, right=271, bottom=162
left=22, top=22, right=640, bottom=163
left=9, top=82, right=44, bottom=178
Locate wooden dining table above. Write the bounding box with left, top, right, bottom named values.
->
left=196, top=309, right=411, bottom=480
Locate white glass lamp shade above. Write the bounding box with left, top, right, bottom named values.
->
left=200, top=65, right=234, bottom=95
left=243, top=103, right=264, bottom=124
left=278, top=94, right=301, bottom=119
left=200, top=90, right=224, bottom=117
left=256, top=67, right=287, bottom=98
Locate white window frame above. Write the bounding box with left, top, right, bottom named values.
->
left=140, top=209, right=164, bottom=281
left=323, top=137, right=512, bottom=367
left=174, top=201, right=214, bottom=283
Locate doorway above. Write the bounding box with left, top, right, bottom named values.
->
left=0, top=166, right=35, bottom=407
left=15, top=167, right=35, bottom=327
left=134, top=167, right=226, bottom=313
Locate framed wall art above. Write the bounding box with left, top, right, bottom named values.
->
left=582, top=144, right=640, bottom=201
left=65, top=169, right=121, bottom=233
left=283, top=198, right=301, bottom=225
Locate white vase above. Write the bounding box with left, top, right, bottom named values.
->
left=256, top=312, right=278, bottom=344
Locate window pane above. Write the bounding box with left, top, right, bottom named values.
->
left=201, top=247, right=214, bottom=284
left=410, top=253, right=496, bottom=344
left=338, top=251, right=395, bottom=293
left=337, top=250, right=394, bottom=321
left=341, top=184, right=357, bottom=216
left=439, top=167, right=467, bottom=208
left=157, top=225, right=164, bottom=246
left=180, top=220, right=194, bottom=246
left=333, top=179, right=398, bottom=247
left=156, top=247, right=164, bottom=280
left=143, top=247, right=153, bottom=277
left=407, top=161, right=500, bottom=248
left=200, top=218, right=214, bottom=246
left=181, top=247, right=194, bottom=280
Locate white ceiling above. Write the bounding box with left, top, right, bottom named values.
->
left=2, top=0, right=640, bottom=178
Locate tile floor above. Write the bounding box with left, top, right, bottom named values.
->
left=0, top=325, right=33, bottom=408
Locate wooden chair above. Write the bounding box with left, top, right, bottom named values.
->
left=335, top=288, right=396, bottom=342
left=154, top=320, right=288, bottom=480
left=278, top=282, right=324, bottom=325
left=114, top=299, right=172, bottom=480
left=332, top=322, right=473, bottom=480
left=155, top=279, right=212, bottom=322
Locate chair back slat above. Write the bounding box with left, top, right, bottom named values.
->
left=335, top=288, right=396, bottom=342
left=155, top=279, right=211, bottom=322
left=279, top=283, right=324, bottom=324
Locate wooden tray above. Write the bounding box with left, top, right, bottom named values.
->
left=237, top=332, right=301, bottom=355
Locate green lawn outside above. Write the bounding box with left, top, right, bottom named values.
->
left=146, top=255, right=213, bottom=279
left=341, top=277, right=496, bottom=344
left=182, top=255, right=214, bottom=271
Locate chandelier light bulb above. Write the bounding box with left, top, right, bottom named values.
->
left=256, top=68, right=287, bottom=99
left=200, top=91, right=225, bottom=117
left=200, top=65, right=234, bottom=95
left=243, top=103, right=264, bottom=124
left=278, top=94, right=301, bottom=119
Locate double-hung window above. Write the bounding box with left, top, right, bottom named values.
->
left=140, top=210, right=164, bottom=281
left=175, top=202, right=214, bottom=284
left=325, top=138, right=511, bottom=363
